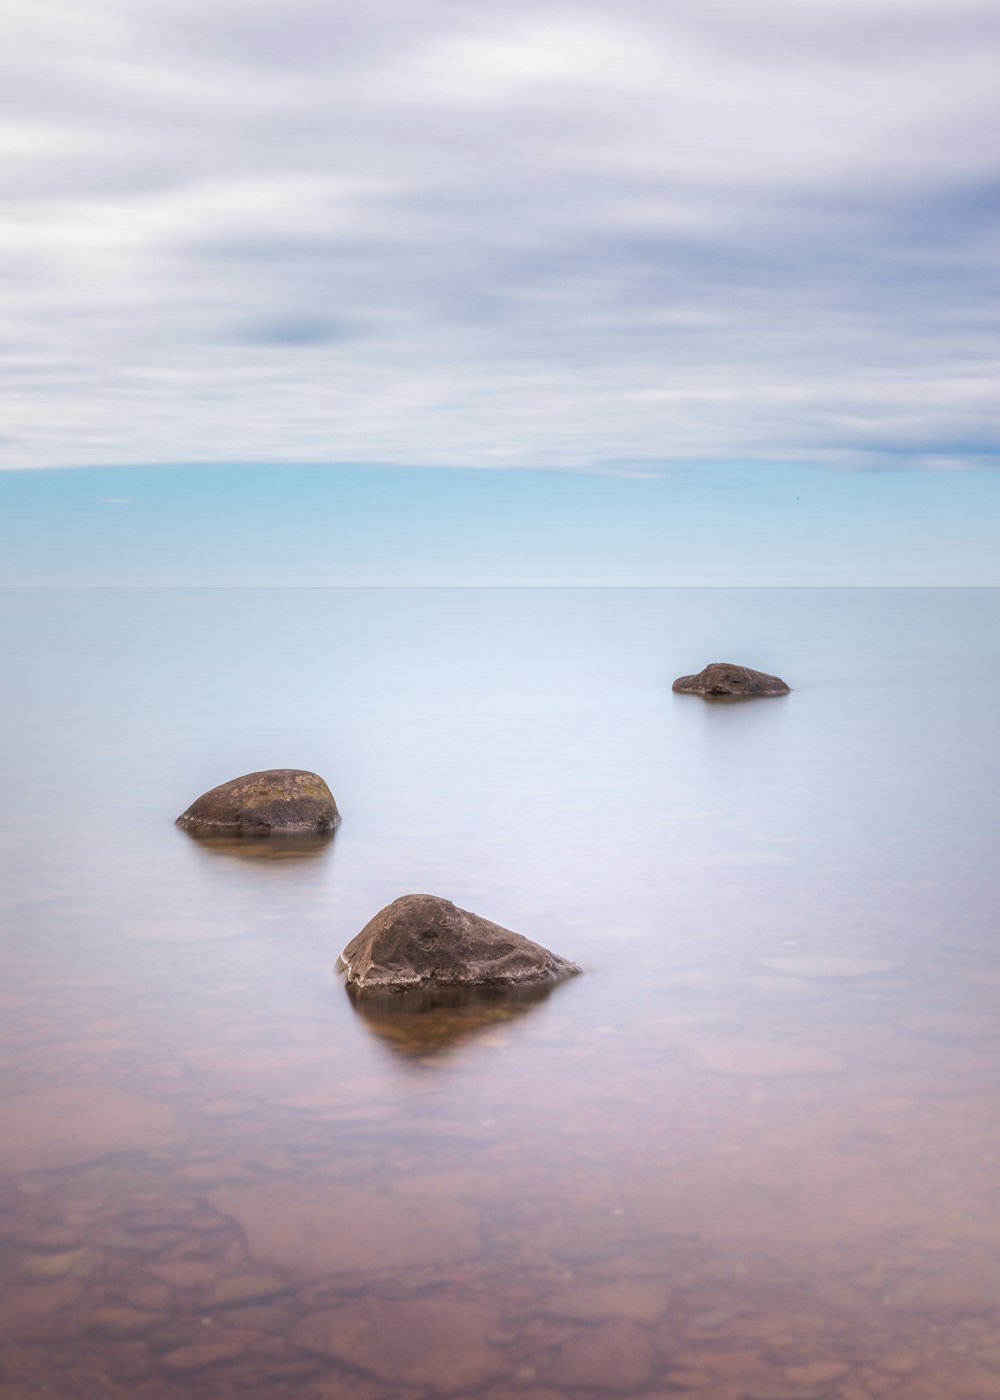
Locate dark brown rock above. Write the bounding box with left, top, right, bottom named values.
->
left=338, top=894, right=579, bottom=994
left=176, top=769, right=339, bottom=835
left=672, top=662, right=789, bottom=698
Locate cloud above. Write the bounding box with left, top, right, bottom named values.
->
left=1, top=0, right=998, bottom=470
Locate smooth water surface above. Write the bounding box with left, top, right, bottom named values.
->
left=1, top=588, right=999, bottom=1400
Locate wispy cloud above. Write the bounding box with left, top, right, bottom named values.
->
left=2, top=0, right=998, bottom=471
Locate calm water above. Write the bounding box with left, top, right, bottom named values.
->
left=1, top=587, right=999, bottom=1400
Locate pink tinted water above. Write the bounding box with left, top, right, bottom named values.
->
left=1, top=588, right=999, bottom=1400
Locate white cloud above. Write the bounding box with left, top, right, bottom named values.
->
left=1, top=0, right=998, bottom=470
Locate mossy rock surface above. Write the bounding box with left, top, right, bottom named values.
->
left=338, top=894, right=579, bottom=994
left=176, top=770, right=340, bottom=835
left=672, top=662, right=790, bottom=698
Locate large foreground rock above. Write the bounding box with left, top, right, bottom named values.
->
left=339, top=894, right=579, bottom=994
left=672, top=662, right=790, bottom=697
left=176, top=769, right=339, bottom=835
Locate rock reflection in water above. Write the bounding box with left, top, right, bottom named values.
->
left=346, top=979, right=563, bottom=1057
left=177, top=829, right=336, bottom=863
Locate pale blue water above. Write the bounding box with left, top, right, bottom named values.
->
left=1, top=587, right=998, bottom=1398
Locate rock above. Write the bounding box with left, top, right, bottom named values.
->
left=784, top=1361, right=851, bottom=1385
left=0, top=1087, right=174, bottom=1175
left=113, top=1281, right=172, bottom=1312
left=176, top=769, right=339, bottom=835
left=540, top=1279, right=670, bottom=1326
left=338, top=894, right=579, bottom=993
left=224, top=1303, right=295, bottom=1333
left=308, top=1375, right=426, bottom=1400
left=291, top=1298, right=510, bottom=1393
left=146, top=1258, right=220, bottom=1290
left=89, top=1306, right=164, bottom=1338
left=205, top=1180, right=482, bottom=1275
left=203, top=1274, right=293, bottom=1309
left=487, top=1390, right=565, bottom=1400
left=546, top=1319, right=653, bottom=1392
left=18, top=1225, right=84, bottom=1250
left=23, top=1248, right=99, bottom=1278
left=672, top=662, right=790, bottom=697
left=879, top=1355, right=922, bottom=1377
left=160, top=1337, right=256, bottom=1373
left=0, top=1280, right=82, bottom=1334
left=664, top=1370, right=715, bottom=1390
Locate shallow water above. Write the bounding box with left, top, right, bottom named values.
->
left=1, top=587, right=999, bottom=1400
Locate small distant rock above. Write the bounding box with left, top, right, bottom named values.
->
left=176, top=770, right=339, bottom=835
left=338, top=894, right=579, bottom=994
left=672, top=662, right=789, bottom=697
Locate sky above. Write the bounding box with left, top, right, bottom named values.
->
left=1, top=461, right=998, bottom=587
left=2, top=0, right=998, bottom=583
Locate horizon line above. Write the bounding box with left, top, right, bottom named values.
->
left=2, top=584, right=997, bottom=593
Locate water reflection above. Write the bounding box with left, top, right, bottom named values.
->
left=691, top=691, right=791, bottom=704
left=346, top=979, right=566, bottom=1058
left=177, top=828, right=337, bottom=863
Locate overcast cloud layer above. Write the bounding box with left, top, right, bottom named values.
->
left=3, top=0, right=999, bottom=471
